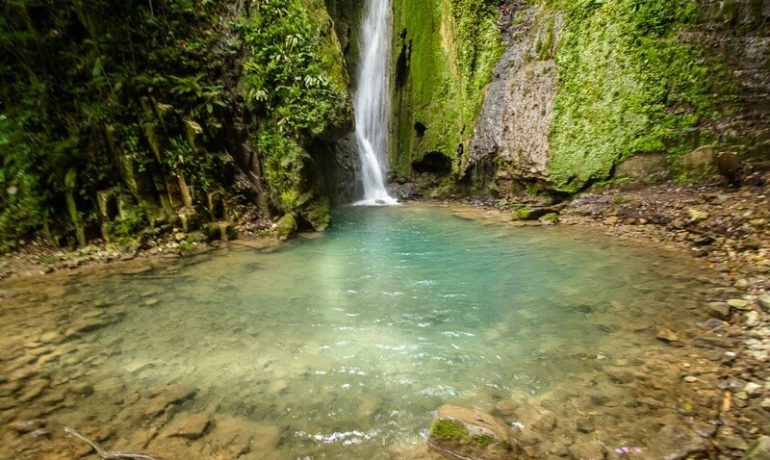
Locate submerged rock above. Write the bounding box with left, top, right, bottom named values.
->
left=428, top=405, right=519, bottom=460
left=656, top=325, right=680, bottom=343
left=163, top=412, right=210, bottom=440
left=5, top=419, right=46, bottom=434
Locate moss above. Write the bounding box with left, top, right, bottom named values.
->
left=305, top=196, right=331, bottom=231
left=545, top=0, right=738, bottom=192
left=431, top=419, right=469, bottom=441
left=514, top=207, right=531, bottom=220
left=540, top=213, right=560, bottom=224
left=275, top=213, right=299, bottom=240
left=469, top=434, right=495, bottom=447
left=391, top=0, right=504, bottom=176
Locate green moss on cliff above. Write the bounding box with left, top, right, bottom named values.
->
left=391, top=0, right=503, bottom=175
left=545, top=0, right=737, bottom=192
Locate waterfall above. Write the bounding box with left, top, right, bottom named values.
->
left=353, top=0, right=399, bottom=206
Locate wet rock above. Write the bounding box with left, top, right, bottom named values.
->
left=656, top=325, right=680, bottom=343
left=64, top=315, right=118, bottom=338
left=706, top=302, right=731, bottom=320
left=68, top=383, right=94, bottom=396
left=143, top=298, right=159, bottom=307
left=145, top=386, right=197, bottom=417
left=428, top=405, right=519, bottom=460
left=604, top=366, right=645, bottom=384
left=728, top=299, right=752, bottom=311
left=38, top=331, right=64, bottom=344
left=576, top=418, right=595, bottom=434
left=655, top=424, right=709, bottom=459
left=5, top=419, right=46, bottom=434
left=163, top=412, right=210, bottom=440
left=743, top=436, right=770, bottom=459
left=18, top=379, right=49, bottom=403
left=568, top=439, right=605, bottom=459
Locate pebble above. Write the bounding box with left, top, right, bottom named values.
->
left=746, top=311, right=761, bottom=327
left=656, top=325, right=680, bottom=343
left=706, top=302, right=730, bottom=320
left=144, top=298, right=159, bottom=307
left=759, top=294, right=770, bottom=311
left=69, top=383, right=94, bottom=396
left=684, top=376, right=699, bottom=383
left=744, top=382, right=762, bottom=396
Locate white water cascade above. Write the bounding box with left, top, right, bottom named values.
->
left=353, top=0, right=399, bottom=206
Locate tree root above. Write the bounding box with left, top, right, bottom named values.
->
left=64, top=427, right=163, bottom=460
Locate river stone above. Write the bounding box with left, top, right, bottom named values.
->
left=163, top=412, right=210, bottom=440
left=654, top=424, right=709, bottom=459
left=746, top=311, right=761, bottom=327
left=68, top=383, right=94, bottom=396
left=656, top=325, right=680, bottom=343
left=145, top=386, right=197, bottom=417
left=706, top=302, right=731, bottom=320
left=568, top=440, right=606, bottom=459
left=743, top=436, right=770, bottom=460
left=428, top=405, right=519, bottom=460
left=728, top=299, right=752, bottom=311
left=759, top=294, right=770, bottom=311
left=5, top=419, right=46, bottom=434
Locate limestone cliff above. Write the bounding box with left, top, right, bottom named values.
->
left=391, top=0, right=770, bottom=196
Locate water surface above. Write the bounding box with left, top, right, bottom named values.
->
left=1, top=205, right=715, bottom=458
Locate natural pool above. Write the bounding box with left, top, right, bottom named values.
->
left=0, top=204, right=721, bottom=459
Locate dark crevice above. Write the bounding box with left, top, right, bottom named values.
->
left=412, top=152, right=452, bottom=175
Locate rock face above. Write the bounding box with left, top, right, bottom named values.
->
left=428, top=405, right=520, bottom=460
left=393, top=0, right=770, bottom=196
left=469, top=5, right=558, bottom=185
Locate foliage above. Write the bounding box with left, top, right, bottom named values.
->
left=543, top=0, right=737, bottom=192
left=0, top=0, right=350, bottom=249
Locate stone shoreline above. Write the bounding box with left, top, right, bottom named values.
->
left=435, top=175, right=769, bottom=458
left=1, top=178, right=769, bottom=459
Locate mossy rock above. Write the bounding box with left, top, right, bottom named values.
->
left=513, top=206, right=561, bottom=221
left=205, top=222, right=238, bottom=242
left=304, top=196, right=331, bottom=231
left=275, top=214, right=298, bottom=240
left=539, top=213, right=559, bottom=225
left=428, top=405, right=519, bottom=460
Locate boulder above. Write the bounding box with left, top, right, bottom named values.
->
left=274, top=214, right=298, bottom=240
left=677, top=145, right=715, bottom=171
left=428, top=405, right=520, bottom=460
left=614, top=154, right=668, bottom=182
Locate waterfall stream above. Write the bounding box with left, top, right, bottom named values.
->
left=354, top=0, right=398, bottom=206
